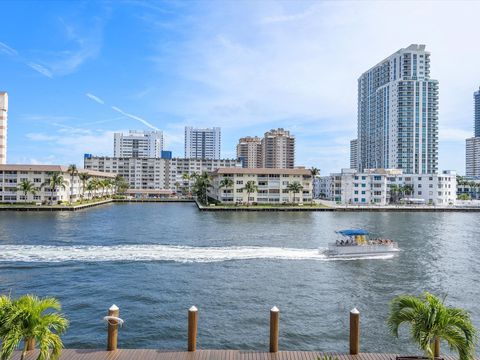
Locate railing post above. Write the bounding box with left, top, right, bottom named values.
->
left=350, top=308, right=360, bottom=355
left=188, top=306, right=198, bottom=351
left=270, top=306, right=279, bottom=353
left=107, top=304, right=120, bottom=351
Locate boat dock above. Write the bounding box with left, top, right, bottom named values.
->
left=11, top=351, right=463, bottom=360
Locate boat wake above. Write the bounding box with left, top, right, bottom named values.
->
left=0, top=245, right=396, bottom=263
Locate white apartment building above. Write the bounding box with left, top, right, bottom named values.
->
left=262, top=128, right=295, bottom=169
left=0, top=92, right=8, bottom=165
left=84, top=156, right=240, bottom=191
left=318, top=168, right=456, bottom=206
left=0, top=165, right=115, bottom=203
left=237, top=136, right=262, bottom=168
left=358, top=44, right=439, bottom=174
left=184, top=126, right=221, bottom=159
left=114, top=130, right=164, bottom=158
left=209, top=168, right=313, bottom=204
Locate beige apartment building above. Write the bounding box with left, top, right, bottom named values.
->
left=0, top=165, right=115, bottom=203
left=262, top=128, right=295, bottom=169
left=209, top=168, right=312, bottom=204
left=0, top=92, right=8, bottom=165
left=236, top=136, right=262, bottom=168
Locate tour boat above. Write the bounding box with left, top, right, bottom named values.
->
left=323, top=229, right=399, bottom=258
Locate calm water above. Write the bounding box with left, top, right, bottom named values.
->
left=0, top=203, right=479, bottom=353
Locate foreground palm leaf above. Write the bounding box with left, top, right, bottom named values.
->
left=387, top=292, right=477, bottom=360
left=0, top=294, right=68, bottom=360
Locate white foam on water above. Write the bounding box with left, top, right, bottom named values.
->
left=0, top=245, right=395, bottom=263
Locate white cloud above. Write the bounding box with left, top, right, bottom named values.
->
left=111, top=106, right=159, bottom=131
left=0, top=41, right=18, bottom=56
left=26, top=62, right=53, bottom=78
left=0, top=41, right=54, bottom=78
left=85, top=92, right=105, bottom=104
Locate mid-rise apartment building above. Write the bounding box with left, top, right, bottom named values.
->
left=0, top=165, right=115, bottom=203
left=262, top=128, right=295, bottom=169
left=184, top=126, right=221, bottom=159
left=114, top=130, right=164, bottom=158
left=237, top=136, right=262, bottom=168
left=466, top=87, right=480, bottom=177
left=209, top=168, right=312, bottom=204
left=357, top=44, right=439, bottom=174
left=84, top=156, right=240, bottom=190
left=318, top=168, right=456, bottom=205
left=0, top=92, right=8, bottom=165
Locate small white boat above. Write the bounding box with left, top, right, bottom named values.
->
left=323, top=229, right=399, bottom=258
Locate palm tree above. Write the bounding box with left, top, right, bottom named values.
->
left=174, top=181, right=181, bottom=196
left=78, top=173, right=91, bottom=201
left=114, top=175, right=129, bottom=195
left=85, top=180, right=97, bottom=199
left=0, top=294, right=68, bottom=360
left=402, top=184, right=414, bottom=197
left=389, top=184, right=401, bottom=204
left=182, top=173, right=191, bottom=196
left=192, top=172, right=212, bottom=204
left=41, top=172, right=68, bottom=204
left=16, top=179, right=37, bottom=203
left=67, top=165, right=78, bottom=203
left=242, top=180, right=258, bottom=205
left=388, top=292, right=477, bottom=360
left=287, top=181, right=303, bottom=203
left=310, top=167, right=320, bottom=177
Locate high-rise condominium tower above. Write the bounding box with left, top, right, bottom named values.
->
left=357, top=44, right=439, bottom=174
left=262, top=128, right=295, bottom=169
left=237, top=136, right=262, bottom=168
left=114, top=130, right=164, bottom=158
left=475, top=87, right=480, bottom=137
left=184, top=126, right=221, bottom=159
left=466, top=87, right=480, bottom=177
left=350, top=139, right=358, bottom=169
left=0, top=92, right=8, bottom=165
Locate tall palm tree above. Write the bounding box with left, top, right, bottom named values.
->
left=41, top=172, right=68, bottom=204
left=182, top=173, right=191, bottom=196
left=388, top=292, right=477, bottom=360
left=16, top=180, right=37, bottom=203
left=310, top=167, right=320, bottom=177
left=85, top=181, right=97, bottom=199
left=67, top=165, right=78, bottom=203
left=78, top=173, right=91, bottom=200
left=287, top=181, right=303, bottom=203
left=0, top=294, right=68, bottom=360
left=242, top=180, right=258, bottom=205
left=192, top=172, right=212, bottom=204
left=114, top=175, right=129, bottom=195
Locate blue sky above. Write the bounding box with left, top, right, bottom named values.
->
left=1, top=0, right=480, bottom=175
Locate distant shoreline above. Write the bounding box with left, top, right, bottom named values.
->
left=1, top=199, right=479, bottom=212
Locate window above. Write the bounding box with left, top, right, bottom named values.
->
left=361, top=191, right=366, bottom=195
left=236, top=180, right=243, bottom=185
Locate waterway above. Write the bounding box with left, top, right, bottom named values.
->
left=0, top=203, right=478, bottom=353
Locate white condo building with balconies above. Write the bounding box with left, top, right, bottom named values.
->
left=358, top=44, right=439, bottom=174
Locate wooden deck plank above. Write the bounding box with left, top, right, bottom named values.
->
left=10, top=350, right=473, bottom=360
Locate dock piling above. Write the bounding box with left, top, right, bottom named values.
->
left=188, top=306, right=198, bottom=352
left=269, top=306, right=280, bottom=353
left=349, top=308, right=360, bottom=355
left=107, top=304, right=120, bottom=351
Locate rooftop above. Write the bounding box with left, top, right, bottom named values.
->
left=214, top=168, right=311, bottom=175
left=0, top=164, right=115, bottom=178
